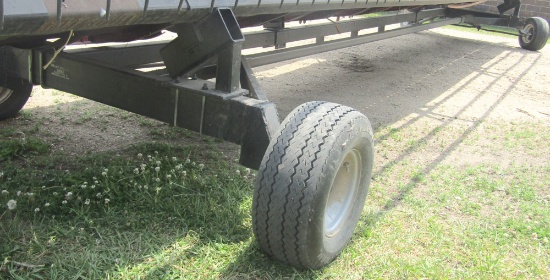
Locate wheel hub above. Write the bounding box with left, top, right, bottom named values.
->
left=324, top=148, right=362, bottom=238
left=521, top=23, right=535, bottom=44
left=0, top=86, right=14, bottom=104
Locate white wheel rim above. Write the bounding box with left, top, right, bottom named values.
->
left=324, top=148, right=362, bottom=238
left=522, top=23, right=535, bottom=44
left=0, top=86, right=14, bottom=104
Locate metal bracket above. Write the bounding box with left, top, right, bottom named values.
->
left=160, top=8, right=244, bottom=93
left=263, top=20, right=287, bottom=49
left=497, top=0, right=521, bottom=15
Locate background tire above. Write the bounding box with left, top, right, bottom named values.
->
left=0, top=78, right=33, bottom=120
left=252, top=101, right=374, bottom=269
left=519, top=17, right=549, bottom=51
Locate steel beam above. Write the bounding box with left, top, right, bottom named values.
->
left=245, top=17, right=464, bottom=68
left=243, top=8, right=447, bottom=49
left=35, top=47, right=278, bottom=169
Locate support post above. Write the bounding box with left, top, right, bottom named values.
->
left=216, top=42, right=242, bottom=93
left=160, top=8, right=244, bottom=86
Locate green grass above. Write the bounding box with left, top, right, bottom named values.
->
left=0, top=128, right=50, bottom=159
left=1, top=118, right=548, bottom=279
left=2, top=99, right=550, bottom=279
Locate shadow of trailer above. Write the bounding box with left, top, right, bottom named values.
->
left=0, top=0, right=548, bottom=269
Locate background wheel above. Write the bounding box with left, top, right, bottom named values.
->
left=252, top=101, right=374, bottom=269
left=519, top=17, right=549, bottom=51
left=0, top=78, right=33, bottom=120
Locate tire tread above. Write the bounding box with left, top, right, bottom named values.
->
left=253, top=101, right=363, bottom=268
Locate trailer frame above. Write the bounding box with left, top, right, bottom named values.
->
left=0, top=3, right=548, bottom=268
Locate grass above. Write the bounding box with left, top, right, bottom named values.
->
left=1, top=116, right=548, bottom=279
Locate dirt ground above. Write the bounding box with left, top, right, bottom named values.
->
left=2, top=26, right=549, bottom=166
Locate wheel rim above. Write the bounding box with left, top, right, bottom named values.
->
left=0, top=86, right=14, bottom=104
left=522, top=23, right=535, bottom=44
left=324, top=148, right=362, bottom=238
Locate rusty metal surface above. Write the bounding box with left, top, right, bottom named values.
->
left=0, top=0, right=478, bottom=45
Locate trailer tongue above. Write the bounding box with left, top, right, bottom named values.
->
left=1, top=0, right=548, bottom=269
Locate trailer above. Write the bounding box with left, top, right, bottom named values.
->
left=0, top=0, right=548, bottom=269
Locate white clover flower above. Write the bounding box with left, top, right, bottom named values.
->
left=155, top=166, right=160, bottom=172
left=102, top=172, right=107, bottom=177
left=53, top=192, right=58, bottom=195
left=93, top=177, right=97, bottom=180
left=16, top=191, right=21, bottom=196
left=1, top=190, right=8, bottom=195
left=182, top=171, right=187, bottom=176
left=81, top=185, right=87, bottom=189
left=166, top=175, right=172, bottom=180
left=154, top=151, right=159, bottom=155
left=104, top=198, right=110, bottom=204
left=91, top=185, right=96, bottom=189
left=155, top=178, right=160, bottom=183
left=185, top=159, right=191, bottom=164
left=7, top=199, right=17, bottom=210
left=94, top=181, right=99, bottom=184
left=133, top=168, right=139, bottom=175
left=137, top=153, right=143, bottom=158
left=144, top=185, right=149, bottom=190
left=62, top=200, right=68, bottom=205
left=0, top=172, right=3, bottom=178
left=45, top=203, right=50, bottom=207
left=66, top=192, right=73, bottom=197
left=104, top=168, right=109, bottom=173
left=245, top=168, right=251, bottom=176
left=27, top=192, right=34, bottom=196
left=172, top=157, right=177, bottom=161
left=42, top=186, right=46, bottom=189
left=85, top=199, right=90, bottom=205
left=192, top=162, right=196, bottom=166
left=96, top=192, right=102, bottom=198
left=198, top=164, right=205, bottom=170
left=84, top=182, right=88, bottom=185
left=175, top=164, right=182, bottom=170
left=147, top=155, right=151, bottom=158
left=236, top=170, right=241, bottom=175
left=34, top=208, right=40, bottom=213
left=155, top=161, right=161, bottom=166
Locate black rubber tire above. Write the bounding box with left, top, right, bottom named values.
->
left=252, top=101, right=374, bottom=269
left=0, top=78, right=33, bottom=120
left=519, top=17, right=549, bottom=51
